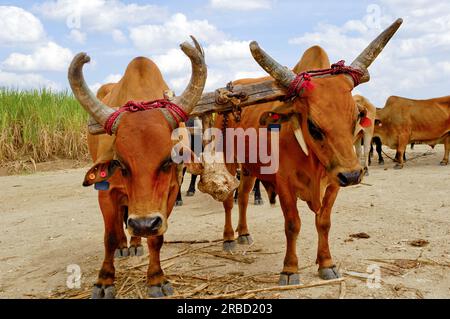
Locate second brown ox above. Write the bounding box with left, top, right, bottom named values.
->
left=213, top=19, right=403, bottom=285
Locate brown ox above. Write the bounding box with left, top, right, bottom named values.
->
left=214, top=19, right=402, bottom=285
left=353, top=94, right=376, bottom=174
left=374, top=95, right=450, bottom=168
left=68, top=38, right=207, bottom=299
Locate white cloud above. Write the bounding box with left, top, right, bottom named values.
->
left=36, top=0, right=168, bottom=32
left=69, top=29, right=86, bottom=44
left=2, top=42, right=74, bottom=72
left=0, top=70, right=59, bottom=90
left=0, top=6, right=45, bottom=44
left=112, top=29, right=127, bottom=44
left=210, top=0, right=272, bottom=10
left=151, top=39, right=265, bottom=94
left=130, top=13, right=226, bottom=53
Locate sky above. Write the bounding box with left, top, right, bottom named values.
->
left=0, top=0, right=450, bottom=106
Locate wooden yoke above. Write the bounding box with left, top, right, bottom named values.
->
left=87, top=80, right=286, bottom=135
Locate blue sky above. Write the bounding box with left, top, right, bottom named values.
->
left=0, top=0, right=450, bottom=106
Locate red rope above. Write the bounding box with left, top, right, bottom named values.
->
left=286, top=60, right=364, bottom=100
left=104, top=99, right=188, bottom=135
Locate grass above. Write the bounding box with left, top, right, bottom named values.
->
left=0, top=89, right=89, bottom=167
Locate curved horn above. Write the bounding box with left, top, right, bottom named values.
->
left=173, top=36, right=207, bottom=115
left=351, top=18, right=403, bottom=84
left=68, top=53, right=114, bottom=126
left=249, top=41, right=296, bottom=88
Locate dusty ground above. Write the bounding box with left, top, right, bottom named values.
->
left=0, top=145, right=449, bottom=299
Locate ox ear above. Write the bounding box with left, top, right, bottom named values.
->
left=82, top=160, right=123, bottom=187
left=259, top=104, right=296, bottom=126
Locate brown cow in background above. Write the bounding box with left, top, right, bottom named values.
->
left=374, top=95, right=450, bottom=168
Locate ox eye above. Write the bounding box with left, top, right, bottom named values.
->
left=308, top=119, right=324, bottom=141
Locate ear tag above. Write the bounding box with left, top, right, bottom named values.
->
left=99, top=170, right=108, bottom=178
left=88, top=173, right=96, bottom=180
left=360, top=117, right=372, bottom=128
left=268, top=123, right=281, bottom=132
left=95, top=181, right=110, bottom=191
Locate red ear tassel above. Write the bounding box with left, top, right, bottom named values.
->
left=100, top=171, right=107, bottom=178
left=360, top=117, right=372, bottom=128
left=271, top=113, right=280, bottom=120
left=301, top=80, right=315, bottom=91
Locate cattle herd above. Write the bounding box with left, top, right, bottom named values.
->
left=67, top=17, right=449, bottom=299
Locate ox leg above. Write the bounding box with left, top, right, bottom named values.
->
left=394, top=135, right=408, bottom=169
left=441, top=135, right=450, bottom=166
left=129, top=236, right=144, bottom=257
left=223, top=193, right=237, bottom=252
left=186, top=174, right=198, bottom=196
left=236, top=175, right=256, bottom=245
left=363, top=133, right=372, bottom=176
left=146, top=235, right=173, bottom=298
left=113, top=205, right=129, bottom=258
left=253, top=179, right=264, bottom=205
left=315, top=185, right=341, bottom=280
left=277, top=185, right=301, bottom=286
left=373, top=137, right=384, bottom=165
left=92, top=191, right=122, bottom=299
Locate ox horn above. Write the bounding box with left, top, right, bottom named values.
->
left=173, top=35, right=207, bottom=115
left=351, top=18, right=403, bottom=84
left=68, top=53, right=114, bottom=126
left=249, top=41, right=296, bottom=88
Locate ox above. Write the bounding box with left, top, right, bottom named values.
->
left=374, top=95, right=450, bottom=169
left=214, top=19, right=402, bottom=285
left=69, top=38, right=209, bottom=299
left=353, top=94, right=377, bottom=174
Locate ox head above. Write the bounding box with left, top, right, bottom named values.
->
left=252, top=19, right=402, bottom=187
left=69, top=37, right=207, bottom=237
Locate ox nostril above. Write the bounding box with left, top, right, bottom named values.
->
left=144, top=216, right=163, bottom=232
left=338, top=170, right=363, bottom=187
left=127, top=217, right=139, bottom=230
left=337, top=173, right=349, bottom=187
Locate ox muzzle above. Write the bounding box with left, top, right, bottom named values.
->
left=337, top=169, right=364, bottom=187
left=127, top=213, right=167, bottom=237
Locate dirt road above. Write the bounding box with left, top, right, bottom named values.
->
left=0, top=145, right=449, bottom=299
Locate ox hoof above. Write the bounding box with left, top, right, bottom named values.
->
left=186, top=190, right=195, bottom=197
left=92, top=285, right=116, bottom=299
left=440, top=161, right=448, bottom=166
left=279, top=273, right=300, bottom=286
left=394, top=164, right=403, bottom=170
left=237, top=235, right=253, bottom=245
left=148, top=282, right=174, bottom=298
left=318, top=266, right=341, bottom=280
left=129, top=245, right=144, bottom=257
left=254, top=198, right=264, bottom=206
left=114, top=247, right=129, bottom=258
left=223, top=240, right=237, bottom=253
left=364, top=169, right=369, bottom=177
left=175, top=200, right=183, bottom=207
left=378, top=160, right=384, bottom=165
